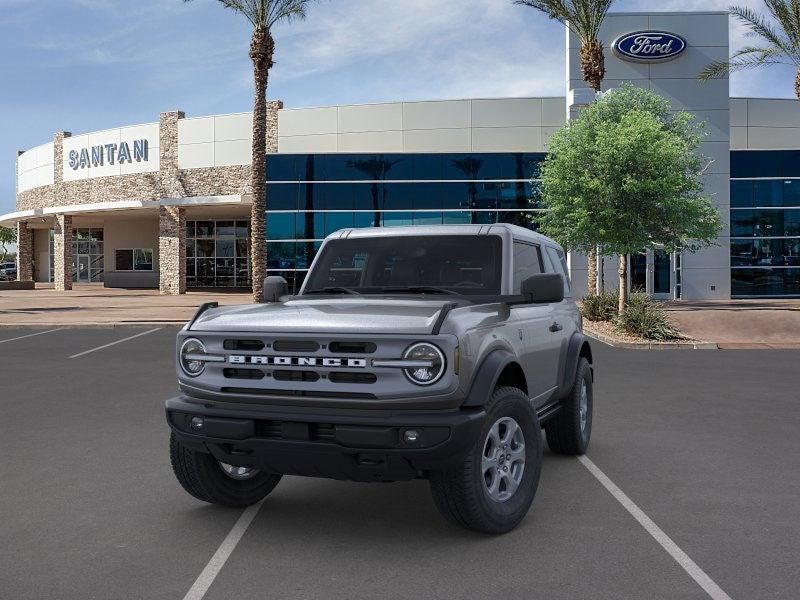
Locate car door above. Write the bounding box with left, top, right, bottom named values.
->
left=510, top=241, right=561, bottom=403
left=543, top=245, right=577, bottom=383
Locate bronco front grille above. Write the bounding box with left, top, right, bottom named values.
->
left=253, top=420, right=336, bottom=441
left=220, top=387, right=377, bottom=400
left=329, top=372, right=377, bottom=384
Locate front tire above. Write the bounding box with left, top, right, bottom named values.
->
left=429, top=387, right=542, bottom=534
left=545, top=357, right=593, bottom=455
left=169, top=433, right=282, bottom=507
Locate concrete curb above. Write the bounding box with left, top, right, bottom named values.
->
left=584, top=328, right=719, bottom=350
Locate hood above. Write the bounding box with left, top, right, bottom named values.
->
left=190, top=297, right=458, bottom=335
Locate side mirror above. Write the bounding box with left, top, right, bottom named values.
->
left=263, top=275, right=288, bottom=303
left=521, top=273, right=564, bottom=304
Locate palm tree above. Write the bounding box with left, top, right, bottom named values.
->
left=515, top=0, right=616, bottom=295
left=699, top=2, right=800, bottom=101
left=184, top=0, right=313, bottom=302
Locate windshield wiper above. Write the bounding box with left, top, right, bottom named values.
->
left=304, top=287, right=360, bottom=295
left=380, top=286, right=458, bottom=296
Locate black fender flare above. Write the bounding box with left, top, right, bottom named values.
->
left=557, top=332, right=593, bottom=399
left=462, top=348, right=520, bottom=407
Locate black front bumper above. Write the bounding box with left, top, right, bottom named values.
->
left=166, top=396, right=486, bottom=482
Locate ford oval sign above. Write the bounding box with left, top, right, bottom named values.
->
left=613, top=31, right=687, bottom=63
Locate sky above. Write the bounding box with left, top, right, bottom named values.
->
left=0, top=0, right=797, bottom=216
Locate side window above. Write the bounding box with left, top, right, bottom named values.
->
left=512, top=241, right=543, bottom=293
left=545, top=247, right=571, bottom=296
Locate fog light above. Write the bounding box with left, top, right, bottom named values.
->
left=404, top=429, right=420, bottom=444
left=189, top=416, right=204, bottom=431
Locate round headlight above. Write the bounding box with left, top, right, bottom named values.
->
left=180, top=338, right=207, bottom=377
left=403, top=342, right=446, bottom=386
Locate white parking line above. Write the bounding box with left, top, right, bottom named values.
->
left=182, top=499, right=265, bottom=600
left=0, top=328, right=63, bottom=345
left=578, top=455, right=733, bottom=600
left=68, top=328, right=162, bottom=359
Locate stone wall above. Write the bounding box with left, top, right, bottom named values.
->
left=53, top=214, right=73, bottom=291
left=16, top=221, right=33, bottom=282
left=158, top=206, right=185, bottom=295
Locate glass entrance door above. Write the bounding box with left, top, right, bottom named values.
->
left=71, top=228, right=104, bottom=283
left=652, top=249, right=672, bottom=298
left=630, top=252, right=648, bottom=293
left=77, top=256, right=90, bottom=282
left=627, top=249, right=674, bottom=299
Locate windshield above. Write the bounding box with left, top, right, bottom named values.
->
left=303, top=235, right=503, bottom=296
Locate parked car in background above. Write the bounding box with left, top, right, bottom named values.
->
left=0, top=262, right=16, bottom=281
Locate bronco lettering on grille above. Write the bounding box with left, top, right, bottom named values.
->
left=228, top=355, right=367, bottom=368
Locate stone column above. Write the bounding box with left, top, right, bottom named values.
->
left=16, top=221, right=34, bottom=282
left=159, top=110, right=186, bottom=199
left=53, top=214, right=73, bottom=291
left=158, top=111, right=187, bottom=295
left=159, top=205, right=185, bottom=295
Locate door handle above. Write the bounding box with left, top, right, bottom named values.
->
left=549, top=322, right=563, bottom=333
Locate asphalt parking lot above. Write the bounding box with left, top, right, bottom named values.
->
left=1, top=327, right=798, bottom=600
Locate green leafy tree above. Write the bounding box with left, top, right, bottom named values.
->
left=184, top=0, right=315, bottom=302
left=536, top=85, right=722, bottom=312
left=699, top=2, right=800, bottom=100
left=0, top=226, right=15, bottom=263
left=515, top=0, right=616, bottom=294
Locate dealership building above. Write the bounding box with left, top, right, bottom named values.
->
left=3, top=10, right=800, bottom=299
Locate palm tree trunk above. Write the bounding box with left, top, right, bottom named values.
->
left=580, top=38, right=604, bottom=296
left=796, top=67, right=800, bottom=102
left=580, top=40, right=605, bottom=93
left=249, top=29, right=274, bottom=303
left=618, top=254, right=628, bottom=314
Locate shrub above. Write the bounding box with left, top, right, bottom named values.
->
left=581, top=290, right=619, bottom=322
left=614, top=293, right=683, bottom=341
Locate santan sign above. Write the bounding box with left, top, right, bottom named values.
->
left=68, top=139, right=149, bottom=170
left=613, top=31, right=687, bottom=62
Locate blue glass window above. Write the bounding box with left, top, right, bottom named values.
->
left=786, top=210, right=800, bottom=236
left=732, top=268, right=800, bottom=296
left=294, top=212, right=324, bottom=240
left=412, top=154, right=443, bottom=180
left=730, top=210, right=753, bottom=237
left=324, top=183, right=353, bottom=210
left=412, top=212, right=443, bottom=225
left=266, top=213, right=296, bottom=240
left=730, top=151, right=754, bottom=178
left=754, top=151, right=783, bottom=178
left=730, top=181, right=753, bottom=208
left=355, top=212, right=380, bottom=228
left=412, top=183, right=443, bottom=209
left=324, top=212, right=355, bottom=236
left=443, top=211, right=472, bottom=224
left=732, top=209, right=800, bottom=238
left=381, top=183, right=413, bottom=210
left=266, top=155, right=299, bottom=181
left=731, top=239, right=776, bottom=266
left=754, top=180, right=783, bottom=207
left=267, top=184, right=299, bottom=210
left=783, top=180, right=800, bottom=207
left=441, top=183, right=470, bottom=209
left=382, top=212, right=413, bottom=227
left=353, top=183, right=381, bottom=211
left=296, top=184, right=325, bottom=211
left=267, top=242, right=296, bottom=269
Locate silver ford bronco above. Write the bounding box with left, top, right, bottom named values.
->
left=167, top=224, right=593, bottom=533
